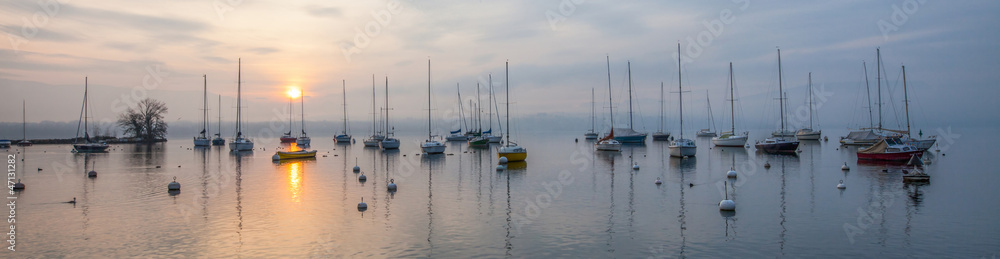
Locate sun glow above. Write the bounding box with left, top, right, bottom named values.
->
left=286, top=87, right=301, bottom=99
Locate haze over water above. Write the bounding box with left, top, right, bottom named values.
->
left=7, top=128, right=997, bottom=257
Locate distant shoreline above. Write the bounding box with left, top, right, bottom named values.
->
left=8, top=138, right=168, bottom=145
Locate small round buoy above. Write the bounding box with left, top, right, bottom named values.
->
left=499, top=157, right=508, bottom=164
left=764, top=162, right=771, bottom=169
left=654, top=177, right=662, bottom=185
left=689, top=183, right=694, bottom=188
left=12, top=179, right=25, bottom=190
left=358, top=173, right=367, bottom=182
left=168, top=177, right=181, bottom=190
left=37, top=168, right=42, bottom=171
left=358, top=197, right=368, bottom=211
left=575, top=138, right=578, bottom=142
left=88, top=170, right=97, bottom=178
left=837, top=180, right=846, bottom=189
left=496, top=164, right=505, bottom=171
left=632, top=163, right=640, bottom=170
left=272, top=154, right=280, bottom=160
left=155, top=165, right=161, bottom=168
left=178, top=165, right=181, bottom=168
left=353, top=158, right=361, bottom=172
left=387, top=179, right=397, bottom=191
left=719, top=199, right=736, bottom=211
left=727, top=168, right=737, bottom=178
left=841, top=162, right=849, bottom=171
left=322, top=155, right=327, bottom=157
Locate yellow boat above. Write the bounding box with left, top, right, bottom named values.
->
left=274, top=150, right=317, bottom=160
left=498, top=145, right=527, bottom=162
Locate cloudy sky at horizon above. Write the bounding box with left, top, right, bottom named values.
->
left=2, top=0, right=998, bottom=137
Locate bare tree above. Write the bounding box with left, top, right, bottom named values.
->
left=117, top=98, right=169, bottom=143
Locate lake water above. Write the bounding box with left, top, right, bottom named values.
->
left=5, top=128, right=999, bottom=258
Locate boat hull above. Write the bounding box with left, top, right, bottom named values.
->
left=16, top=141, right=32, bottom=147
left=446, top=135, right=468, bottom=141
left=755, top=141, right=799, bottom=154
left=614, top=134, right=647, bottom=143
left=651, top=132, right=670, bottom=141
left=584, top=132, right=599, bottom=139
left=857, top=150, right=922, bottom=161
left=909, top=138, right=936, bottom=151
left=696, top=131, right=717, bottom=137
left=229, top=141, right=254, bottom=152
left=795, top=130, right=821, bottom=140
left=498, top=151, right=527, bottom=162
left=194, top=138, right=211, bottom=146
left=380, top=139, right=400, bottom=149
left=275, top=150, right=317, bottom=160
left=211, top=138, right=225, bottom=146
left=421, top=142, right=446, bottom=154
left=469, top=137, right=489, bottom=147
left=771, top=130, right=796, bottom=137
left=668, top=146, right=697, bottom=157
left=73, top=143, right=109, bottom=153
left=712, top=135, right=747, bottom=147
left=296, top=137, right=311, bottom=146
left=595, top=141, right=622, bottom=151
left=487, top=136, right=503, bottom=143
left=279, top=136, right=297, bottom=143
left=334, top=135, right=351, bottom=143
left=363, top=139, right=380, bottom=147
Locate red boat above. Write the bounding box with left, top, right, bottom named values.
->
left=279, top=134, right=296, bottom=143
left=857, top=137, right=922, bottom=161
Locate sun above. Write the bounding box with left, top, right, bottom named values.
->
left=286, top=88, right=301, bottom=99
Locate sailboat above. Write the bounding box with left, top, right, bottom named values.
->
left=613, top=61, right=647, bottom=143
left=696, top=90, right=717, bottom=137
left=446, top=84, right=470, bottom=141
left=840, top=61, right=881, bottom=146
left=16, top=100, right=31, bottom=146
left=497, top=61, right=527, bottom=161
left=755, top=48, right=799, bottom=154
left=900, top=65, right=936, bottom=151
left=795, top=73, right=822, bottom=140
left=585, top=88, right=600, bottom=139
left=229, top=59, right=254, bottom=152
left=668, top=43, right=696, bottom=158
left=363, top=75, right=385, bottom=147
left=212, top=95, right=225, bottom=145
left=421, top=59, right=446, bottom=154
left=279, top=91, right=296, bottom=143
left=295, top=89, right=311, bottom=146
left=842, top=49, right=906, bottom=145
left=596, top=56, right=623, bottom=152
left=334, top=80, right=352, bottom=144
left=486, top=74, right=504, bottom=143
left=194, top=75, right=211, bottom=147
left=712, top=62, right=748, bottom=147
left=469, top=83, right=491, bottom=147
left=73, top=77, right=109, bottom=153
left=651, top=83, right=670, bottom=141
left=380, top=76, right=400, bottom=149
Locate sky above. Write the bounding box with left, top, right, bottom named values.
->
left=1, top=0, right=998, bottom=139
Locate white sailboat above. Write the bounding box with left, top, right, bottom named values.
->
left=596, top=56, right=623, bottom=152
left=651, top=82, right=670, bottom=141
left=696, top=90, right=718, bottom=137
left=712, top=62, right=749, bottom=147
left=16, top=100, right=31, bottom=146
left=363, top=75, right=385, bottom=147
left=334, top=80, right=352, bottom=144
left=421, top=59, right=446, bottom=154
left=497, top=61, right=527, bottom=161
left=295, top=89, right=311, bottom=146
left=194, top=75, right=211, bottom=146
left=585, top=87, right=599, bottom=139
left=380, top=76, right=400, bottom=149
left=613, top=61, right=647, bottom=143
left=446, top=83, right=470, bottom=141
left=900, top=65, right=936, bottom=150
left=669, top=43, right=696, bottom=158
left=73, top=77, right=109, bottom=153
left=795, top=73, right=821, bottom=140
left=229, top=59, right=254, bottom=152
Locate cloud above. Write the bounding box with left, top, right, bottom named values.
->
left=247, top=47, right=280, bottom=55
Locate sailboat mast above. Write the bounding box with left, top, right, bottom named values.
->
left=877, top=48, right=882, bottom=130
left=22, top=100, right=25, bottom=141
left=659, top=83, right=663, bottom=132
left=677, top=43, right=684, bottom=138
left=218, top=95, right=222, bottom=136
left=903, top=65, right=911, bottom=136
left=706, top=90, right=714, bottom=132
left=477, top=82, right=481, bottom=132
left=592, top=88, right=596, bottom=132
left=84, top=77, right=89, bottom=140
left=729, top=62, right=735, bottom=133
left=372, top=75, right=376, bottom=136
left=385, top=76, right=390, bottom=137
left=301, top=88, right=306, bottom=134
left=237, top=59, right=241, bottom=137
left=627, top=61, right=634, bottom=130
left=489, top=74, right=494, bottom=133
left=606, top=56, right=614, bottom=132
left=203, top=74, right=208, bottom=138
left=863, top=62, right=874, bottom=129
left=342, top=80, right=347, bottom=135
left=428, top=59, right=432, bottom=140
left=777, top=48, right=785, bottom=132
left=505, top=60, right=511, bottom=144
left=808, top=72, right=813, bottom=128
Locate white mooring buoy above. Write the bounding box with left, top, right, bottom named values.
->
left=496, top=164, right=505, bottom=171
left=387, top=179, right=397, bottom=191
left=837, top=180, right=846, bottom=189
left=272, top=154, right=280, bottom=160
left=168, top=177, right=181, bottom=190
left=499, top=156, right=508, bottom=164
left=841, top=162, right=850, bottom=171
left=719, top=181, right=735, bottom=211
left=654, top=177, right=662, bottom=185
left=632, top=163, right=640, bottom=170
left=727, top=167, right=737, bottom=178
